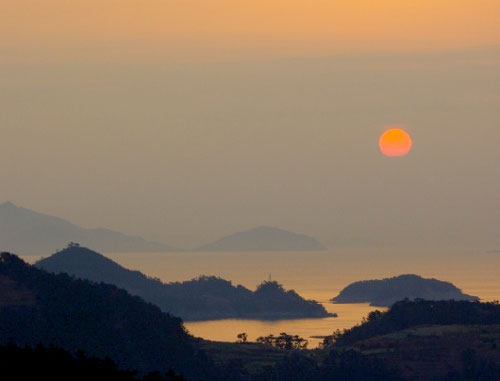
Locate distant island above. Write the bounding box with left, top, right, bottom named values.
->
left=37, top=244, right=334, bottom=320
left=0, top=201, right=175, bottom=254
left=331, top=274, right=479, bottom=307
left=196, top=225, right=326, bottom=252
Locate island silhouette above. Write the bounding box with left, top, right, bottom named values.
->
left=331, top=274, right=479, bottom=307
left=196, top=225, right=326, bottom=252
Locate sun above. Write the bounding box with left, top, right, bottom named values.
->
left=379, top=128, right=413, bottom=157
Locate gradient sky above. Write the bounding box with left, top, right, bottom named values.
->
left=2, top=0, right=500, bottom=63
left=1, top=1, right=499, bottom=248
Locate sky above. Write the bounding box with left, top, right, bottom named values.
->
left=1, top=1, right=500, bottom=249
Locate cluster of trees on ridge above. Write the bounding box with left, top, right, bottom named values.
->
left=255, top=333, right=309, bottom=350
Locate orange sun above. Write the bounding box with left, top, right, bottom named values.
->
left=379, top=128, right=413, bottom=157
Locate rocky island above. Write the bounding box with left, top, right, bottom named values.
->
left=331, top=274, right=479, bottom=307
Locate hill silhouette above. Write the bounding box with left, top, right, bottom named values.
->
left=0, top=252, right=214, bottom=378
left=0, top=343, right=187, bottom=381
left=331, top=274, right=478, bottom=307
left=247, top=300, right=500, bottom=380
left=36, top=244, right=333, bottom=320
left=327, top=299, right=500, bottom=346
left=0, top=201, right=174, bottom=254
left=197, top=226, right=326, bottom=252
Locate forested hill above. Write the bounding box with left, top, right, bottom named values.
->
left=0, top=252, right=215, bottom=379
left=328, top=299, right=500, bottom=346
left=331, top=274, right=478, bottom=307
left=37, top=245, right=332, bottom=320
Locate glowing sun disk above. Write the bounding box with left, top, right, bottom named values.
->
left=379, top=128, right=412, bottom=157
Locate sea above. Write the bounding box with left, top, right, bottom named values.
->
left=23, top=248, right=500, bottom=348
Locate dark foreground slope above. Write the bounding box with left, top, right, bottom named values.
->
left=333, top=324, right=500, bottom=380
left=0, top=343, right=186, bottom=381
left=0, top=252, right=214, bottom=379
left=327, top=299, right=500, bottom=346
left=331, top=274, right=478, bottom=307
left=37, top=245, right=332, bottom=320
left=250, top=301, right=500, bottom=381
left=317, top=300, right=500, bottom=380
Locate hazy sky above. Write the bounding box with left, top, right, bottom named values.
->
left=1, top=1, right=499, bottom=248
left=2, top=0, right=500, bottom=63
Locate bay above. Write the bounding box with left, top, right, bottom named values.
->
left=23, top=247, right=500, bottom=347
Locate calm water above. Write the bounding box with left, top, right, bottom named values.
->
left=24, top=248, right=500, bottom=348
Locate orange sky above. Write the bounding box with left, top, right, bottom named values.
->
left=2, top=0, right=500, bottom=62
left=1, top=2, right=500, bottom=248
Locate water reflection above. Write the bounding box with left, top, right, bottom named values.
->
left=185, top=303, right=384, bottom=348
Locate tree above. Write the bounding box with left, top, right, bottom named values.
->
left=256, top=332, right=308, bottom=350
left=236, top=333, right=248, bottom=343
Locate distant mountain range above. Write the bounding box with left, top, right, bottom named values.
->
left=197, top=225, right=326, bottom=252
left=0, top=202, right=325, bottom=254
left=37, top=244, right=333, bottom=320
left=0, top=202, right=175, bottom=254
left=331, top=274, right=479, bottom=307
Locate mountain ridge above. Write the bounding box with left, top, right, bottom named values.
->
left=196, top=225, right=326, bottom=252
left=0, top=201, right=175, bottom=254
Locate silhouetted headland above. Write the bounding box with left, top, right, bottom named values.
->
left=196, top=225, right=326, bottom=252
left=37, top=244, right=334, bottom=320
left=331, top=274, right=479, bottom=307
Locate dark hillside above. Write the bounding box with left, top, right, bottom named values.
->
left=0, top=252, right=214, bottom=379
left=328, top=299, right=500, bottom=346
left=332, top=325, right=500, bottom=380
left=0, top=343, right=188, bottom=381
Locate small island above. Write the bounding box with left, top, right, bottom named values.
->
left=37, top=244, right=334, bottom=320
left=331, top=274, right=479, bottom=307
left=196, top=225, right=326, bottom=252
